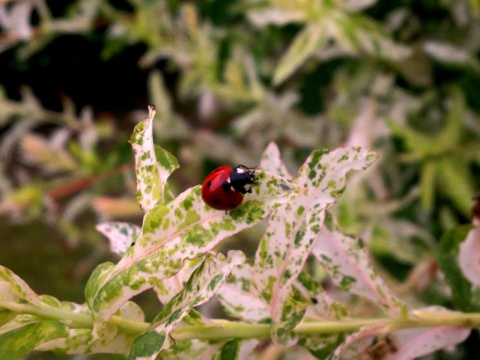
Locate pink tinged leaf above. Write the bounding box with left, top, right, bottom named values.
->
left=217, top=285, right=270, bottom=322
left=382, top=326, right=471, bottom=360
left=217, top=263, right=270, bottom=322
left=332, top=324, right=386, bottom=359
left=344, top=99, right=386, bottom=148
left=259, top=142, right=293, bottom=179
left=313, top=226, right=407, bottom=315
left=153, top=258, right=201, bottom=304
left=154, top=275, right=185, bottom=306
left=458, top=225, right=480, bottom=286
left=96, top=222, right=141, bottom=256
left=237, top=339, right=260, bottom=360
left=0, top=1, right=35, bottom=39
left=252, top=147, right=378, bottom=343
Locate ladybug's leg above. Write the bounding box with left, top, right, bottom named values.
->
left=243, top=184, right=253, bottom=193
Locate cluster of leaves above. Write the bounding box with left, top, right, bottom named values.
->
left=1, top=0, right=480, bottom=359
left=0, top=106, right=479, bottom=359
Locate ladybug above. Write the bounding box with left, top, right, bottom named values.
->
left=201, top=165, right=257, bottom=211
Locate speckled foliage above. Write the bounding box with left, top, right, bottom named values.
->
left=0, top=107, right=473, bottom=359
left=313, top=215, right=407, bottom=316
left=130, top=105, right=179, bottom=210
left=88, top=110, right=300, bottom=358
left=252, top=144, right=379, bottom=344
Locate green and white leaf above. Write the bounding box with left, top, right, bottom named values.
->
left=295, top=272, right=348, bottom=321
left=298, top=333, right=344, bottom=360
left=85, top=262, right=116, bottom=310
left=37, top=300, right=144, bottom=354
left=312, top=217, right=407, bottom=316
left=0, top=310, right=15, bottom=329
left=130, top=251, right=245, bottom=358
left=271, top=287, right=306, bottom=346
left=153, top=258, right=203, bottom=305
left=0, top=265, right=40, bottom=305
left=158, top=339, right=226, bottom=360
left=424, top=41, right=480, bottom=72
left=251, top=147, right=378, bottom=344
left=130, top=105, right=179, bottom=211
left=273, top=23, right=326, bottom=85
left=91, top=170, right=300, bottom=323
left=330, top=13, right=411, bottom=60
left=0, top=320, right=68, bottom=360
left=0, top=314, right=43, bottom=337
left=248, top=7, right=305, bottom=27
left=218, top=339, right=259, bottom=360
left=96, top=222, right=141, bottom=256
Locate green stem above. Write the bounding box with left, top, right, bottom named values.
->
left=2, top=300, right=480, bottom=341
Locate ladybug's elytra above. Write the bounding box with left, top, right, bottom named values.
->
left=201, top=165, right=257, bottom=211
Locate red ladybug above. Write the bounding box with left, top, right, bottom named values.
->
left=201, top=165, right=257, bottom=211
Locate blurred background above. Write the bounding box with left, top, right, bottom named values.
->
left=1, top=0, right=480, bottom=358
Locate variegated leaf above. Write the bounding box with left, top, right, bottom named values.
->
left=217, top=263, right=270, bottom=322
left=85, top=262, right=115, bottom=310
left=153, top=258, right=202, bottom=305
left=251, top=147, right=378, bottom=344
left=219, top=339, right=259, bottom=360
left=36, top=299, right=144, bottom=354
left=96, top=222, right=141, bottom=256
left=330, top=13, right=411, bottom=60
left=313, top=220, right=407, bottom=316
left=130, top=251, right=245, bottom=358
left=259, top=142, right=293, bottom=179
left=0, top=265, right=40, bottom=306
left=382, top=326, right=471, bottom=359
left=0, top=320, right=68, bottom=360
left=130, top=105, right=179, bottom=211
left=271, top=287, right=306, bottom=346
left=295, top=272, right=348, bottom=321
left=332, top=308, right=471, bottom=359
left=298, top=333, right=344, bottom=360
left=330, top=324, right=387, bottom=359
left=273, top=23, right=327, bottom=85
left=159, top=339, right=226, bottom=360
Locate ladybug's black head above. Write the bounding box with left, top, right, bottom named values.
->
left=230, top=165, right=257, bottom=194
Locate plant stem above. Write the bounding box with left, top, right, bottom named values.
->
left=2, top=300, right=480, bottom=340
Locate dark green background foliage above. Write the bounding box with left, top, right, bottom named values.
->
left=1, top=0, right=480, bottom=358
